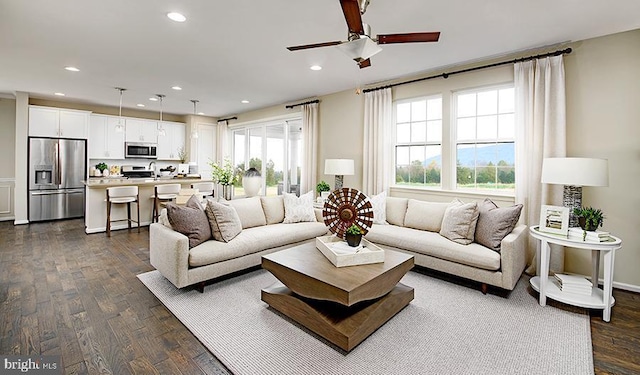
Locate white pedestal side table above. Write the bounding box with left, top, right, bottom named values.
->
left=529, top=225, right=622, bottom=322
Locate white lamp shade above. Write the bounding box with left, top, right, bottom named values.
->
left=336, top=38, right=382, bottom=61
left=541, top=157, right=609, bottom=187
left=324, top=159, right=355, bottom=176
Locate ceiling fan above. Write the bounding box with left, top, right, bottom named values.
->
left=286, top=0, right=440, bottom=69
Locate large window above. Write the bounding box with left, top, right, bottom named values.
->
left=394, top=96, right=443, bottom=187
left=455, top=86, right=515, bottom=191
left=232, top=118, right=302, bottom=196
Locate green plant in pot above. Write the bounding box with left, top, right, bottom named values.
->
left=573, top=206, right=604, bottom=231
left=316, top=180, right=330, bottom=197
left=345, top=224, right=364, bottom=247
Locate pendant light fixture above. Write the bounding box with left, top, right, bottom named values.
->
left=157, top=94, right=166, bottom=136
left=115, top=87, right=126, bottom=133
left=190, top=99, right=199, bottom=139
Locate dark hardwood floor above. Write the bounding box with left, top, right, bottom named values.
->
left=1, top=219, right=639, bottom=374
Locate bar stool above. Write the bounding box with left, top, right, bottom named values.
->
left=191, top=182, right=214, bottom=199
left=105, top=186, right=139, bottom=237
left=151, top=184, right=181, bottom=222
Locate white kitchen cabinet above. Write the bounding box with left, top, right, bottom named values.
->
left=29, top=106, right=89, bottom=139
left=125, top=119, right=158, bottom=143
left=157, top=122, right=186, bottom=160
left=89, top=114, right=125, bottom=159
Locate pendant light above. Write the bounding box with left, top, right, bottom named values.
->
left=157, top=94, right=166, bottom=136
left=115, top=87, right=126, bottom=132
left=190, top=99, right=199, bottom=139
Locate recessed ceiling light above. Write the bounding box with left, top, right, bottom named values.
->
left=137, top=104, right=145, bottom=107
left=241, top=100, right=250, bottom=104
left=171, top=86, right=182, bottom=91
left=167, top=12, right=186, bottom=22
left=197, top=112, right=205, bottom=115
left=54, top=92, right=65, bottom=96
left=310, top=65, right=322, bottom=71
left=149, top=97, right=158, bottom=101
left=64, top=66, right=80, bottom=72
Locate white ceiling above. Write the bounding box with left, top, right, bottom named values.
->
left=1, top=0, right=639, bottom=118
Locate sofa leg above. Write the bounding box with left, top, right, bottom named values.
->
left=196, top=282, right=205, bottom=293
left=481, top=283, right=488, bottom=294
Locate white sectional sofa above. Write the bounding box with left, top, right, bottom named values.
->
left=150, top=195, right=328, bottom=291
left=365, top=196, right=527, bottom=292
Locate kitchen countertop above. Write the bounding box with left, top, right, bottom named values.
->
left=84, top=177, right=213, bottom=188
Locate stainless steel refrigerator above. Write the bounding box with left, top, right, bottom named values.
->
left=29, top=137, right=86, bottom=221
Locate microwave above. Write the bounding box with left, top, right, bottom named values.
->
left=125, top=142, right=157, bottom=159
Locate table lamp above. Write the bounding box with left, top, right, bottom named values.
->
left=324, top=159, right=354, bottom=190
left=541, top=157, right=608, bottom=227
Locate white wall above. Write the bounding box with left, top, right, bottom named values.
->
left=0, top=97, right=16, bottom=221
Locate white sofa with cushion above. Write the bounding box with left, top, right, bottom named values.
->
left=150, top=194, right=328, bottom=290
left=365, top=195, right=527, bottom=291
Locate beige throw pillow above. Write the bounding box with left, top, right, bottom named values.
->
left=474, top=198, right=523, bottom=252
left=385, top=197, right=408, bottom=226
left=228, top=196, right=267, bottom=229
left=439, top=199, right=479, bottom=245
left=404, top=199, right=450, bottom=232
left=261, top=195, right=285, bottom=224
left=283, top=191, right=316, bottom=223
left=205, top=200, right=243, bottom=242
left=165, top=195, right=212, bottom=248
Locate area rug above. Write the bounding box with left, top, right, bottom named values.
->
left=138, top=269, right=593, bottom=375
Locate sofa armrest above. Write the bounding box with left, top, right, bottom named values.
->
left=498, top=224, right=528, bottom=290
left=149, top=223, right=190, bottom=289
left=315, top=208, right=323, bottom=222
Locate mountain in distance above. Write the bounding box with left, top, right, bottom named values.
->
left=423, top=143, right=514, bottom=167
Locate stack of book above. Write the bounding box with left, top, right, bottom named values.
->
left=568, top=227, right=611, bottom=242
left=554, top=273, right=593, bottom=295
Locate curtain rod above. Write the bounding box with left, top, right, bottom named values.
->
left=285, top=99, right=319, bottom=109
left=217, top=116, right=237, bottom=123
left=363, top=47, right=572, bottom=93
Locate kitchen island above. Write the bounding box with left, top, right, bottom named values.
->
left=84, top=177, right=214, bottom=234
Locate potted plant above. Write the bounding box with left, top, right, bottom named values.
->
left=96, top=162, right=108, bottom=177
left=345, top=224, right=364, bottom=247
left=177, top=147, right=188, bottom=163
left=208, top=158, right=237, bottom=200
left=573, top=206, right=605, bottom=231
left=316, top=180, right=330, bottom=199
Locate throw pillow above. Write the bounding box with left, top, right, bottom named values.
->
left=261, top=195, right=285, bottom=224
left=228, top=196, right=267, bottom=229
left=165, top=195, right=212, bottom=248
left=439, top=199, right=479, bottom=245
left=283, top=191, right=316, bottom=223
left=204, top=200, right=243, bottom=242
left=385, top=197, right=408, bottom=226
left=404, top=199, right=450, bottom=232
left=369, top=191, right=388, bottom=225
left=475, top=198, right=523, bottom=252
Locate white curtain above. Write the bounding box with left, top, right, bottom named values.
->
left=514, top=55, right=566, bottom=275
left=301, top=102, right=318, bottom=194
left=363, top=88, right=393, bottom=195
left=216, top=119, right=229, bottom=161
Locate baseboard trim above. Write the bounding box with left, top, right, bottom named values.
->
left=85, top=221, right=151, bottom=234
left=14, top=219, right=29, bottom=225
left=0, top=216, right=15, bottom=222
left=612, top=280, right=640, bottom=294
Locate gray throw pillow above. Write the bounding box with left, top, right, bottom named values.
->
left=475, top=198, right=523, bottom=252
left=205, top=200, right=243, bottom=242
left=165, top=195, right=212, bottom=248
left=439, top=199, right=479, bottom=245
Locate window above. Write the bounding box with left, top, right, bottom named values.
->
left=455, top=86, right=515, bottom=191
left=232, top=118, right=302, bottom=196
left=394, top=96, right=443, bottom=187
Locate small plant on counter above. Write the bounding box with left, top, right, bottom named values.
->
left=96, top=162, right=108, bottom=172
left=573, top=206, right=605, bottom=231
left=177, top=147, right=188, bottom=163
left=316, top=180, right=330, bottom=196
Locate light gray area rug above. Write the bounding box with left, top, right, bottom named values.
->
left=138, top=269, right=593, bottom=375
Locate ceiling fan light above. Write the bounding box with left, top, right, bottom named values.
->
left=336, top=37, right=382, bottom=62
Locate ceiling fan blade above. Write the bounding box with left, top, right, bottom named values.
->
left=377, top=32, right=441, bottom=44
left=358, top=58, right=371, bottom=69
left=286, top=41, right=343, bottom=51
left=340, top=0, right=364, bottom=35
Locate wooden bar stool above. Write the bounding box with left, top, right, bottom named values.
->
left=191, top=182, right=214, bottom=199
left=106, top=186, right=140, bottom=237
left=151, top=184, right=181, bottom=222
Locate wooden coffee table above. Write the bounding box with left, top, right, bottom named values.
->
left=261, top=242, right=414, bottom=351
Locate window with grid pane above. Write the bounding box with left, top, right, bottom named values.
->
left=395, top=96, right=442, bottom=187
left=455, top=86, right=515, bottom=191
